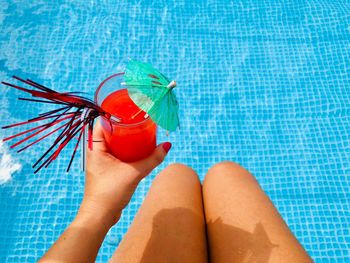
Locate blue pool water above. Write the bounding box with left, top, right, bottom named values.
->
left=0, top=1, right=349, bottom=262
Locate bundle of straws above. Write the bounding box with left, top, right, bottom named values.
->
left=2, top=76, right=113, bottom=173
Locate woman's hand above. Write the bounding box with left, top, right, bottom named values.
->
left=78, top=120, right=172, bottom=229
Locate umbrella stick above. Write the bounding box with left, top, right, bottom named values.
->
left=131, top=108, right=148, bottom=119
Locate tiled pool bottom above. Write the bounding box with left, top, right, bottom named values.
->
left=1, top=1, right=350, bottom=262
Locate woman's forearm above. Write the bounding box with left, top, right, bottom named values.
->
left=39, top=123, right=169, bottom=262
left=39, top=211, right=113, bottom=262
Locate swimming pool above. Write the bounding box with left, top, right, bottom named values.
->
left=0, top=1, right=349, bottom=262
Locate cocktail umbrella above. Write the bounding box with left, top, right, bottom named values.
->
left=123, top=60, right=179, bottom=132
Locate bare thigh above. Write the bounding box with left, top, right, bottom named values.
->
left=202, top=161, right=312, bottom=263
left=110, top=163, right=208, bottom=263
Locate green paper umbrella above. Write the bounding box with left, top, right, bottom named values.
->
left=123, top=60, right=179, bottom=131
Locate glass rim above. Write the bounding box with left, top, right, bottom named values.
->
left=95, top=72, right=151, bottom=127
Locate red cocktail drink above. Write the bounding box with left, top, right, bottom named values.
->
left=95, top=73, right=157, bottom=162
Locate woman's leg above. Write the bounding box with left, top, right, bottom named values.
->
left=110, top=163, right=207, bottom=263
left=202, top=161, right=312, bottom=263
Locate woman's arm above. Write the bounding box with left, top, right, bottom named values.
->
left=39, top=121, right=171, bottom=262
left=38, top=212, right=110, bottom=262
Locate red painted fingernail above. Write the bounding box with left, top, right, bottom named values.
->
left=162, top=142, right=172, bottom=153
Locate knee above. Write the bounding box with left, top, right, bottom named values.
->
left=204, top=161, right=257, bottom=188
left=154, top=163, right=201, bottom=188
left=208, top=161, right=248, bottom=175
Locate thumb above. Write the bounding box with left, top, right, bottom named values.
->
left=134, top=142, right=172, bottom=177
